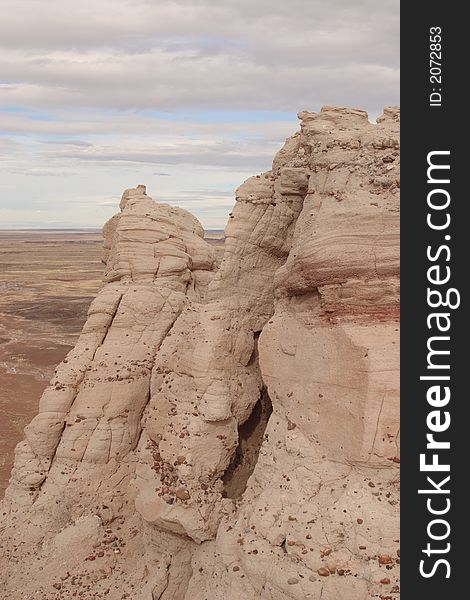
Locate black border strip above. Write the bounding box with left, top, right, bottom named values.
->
left=401, top=3, right=466, bottom=597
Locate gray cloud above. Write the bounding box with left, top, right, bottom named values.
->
left=0, top=50, right=397, bottom=116
left=0, top=0, right=398, bottom=115
left=0, top=0, right=399, bottom=228
left=44, top=140, right=283, bottom=171
left=0, top=1, right=398, bottom=60
left=45, top=140, right=92, bottom=147
left=0, top=111, right=295, bottom=140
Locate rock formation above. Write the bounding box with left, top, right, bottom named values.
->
left=0, top=106, right=400, bottom=599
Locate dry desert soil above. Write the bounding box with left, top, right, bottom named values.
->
left=0, top=230, right=104, bottom=495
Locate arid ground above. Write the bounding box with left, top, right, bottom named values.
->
left=0, top=229, right=224, bottom=497
left=0, top=230, right=104, bottom=495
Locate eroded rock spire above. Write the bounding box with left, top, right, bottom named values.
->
left=1, top=106, right=400, bottom=600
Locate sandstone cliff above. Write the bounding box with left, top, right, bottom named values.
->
left=0, top=106, right=400, bottom=600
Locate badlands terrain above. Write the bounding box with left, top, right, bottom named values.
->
left=0, top=106, right=399, bottom=600
left=0, top=230, right=103, bottom=494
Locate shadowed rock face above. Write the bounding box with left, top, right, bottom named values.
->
left=0, top=106, right=400, bottom=600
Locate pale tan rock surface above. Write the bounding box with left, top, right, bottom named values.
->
left=0, top=106, right=400, bottom=599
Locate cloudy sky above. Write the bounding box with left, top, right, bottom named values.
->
left=0, top=0, right=399, bottom=229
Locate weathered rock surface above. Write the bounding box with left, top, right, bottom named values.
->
left=0, top=106, right=400, bottom=599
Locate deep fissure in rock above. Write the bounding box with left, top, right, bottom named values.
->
left=222, top=386, right=273, bottom=499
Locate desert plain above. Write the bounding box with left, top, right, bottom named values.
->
left=0, top=230, right=104, bottom=494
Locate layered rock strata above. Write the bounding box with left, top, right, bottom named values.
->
left=0, top=106, right=400, bottom=600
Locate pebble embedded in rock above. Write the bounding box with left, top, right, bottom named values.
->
left=175, top=488, right=191, bottom=501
